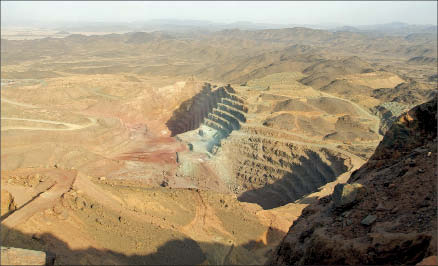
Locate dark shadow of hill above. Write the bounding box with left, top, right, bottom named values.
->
left=237, top=151, right=348, bottom=210
left=1, top=224, right=285, bottom=265
left=237, top=170, right=320, bottom=210
left=165, top=83, right=215, bottom=137
left=1, top=225, right=204, bottom=265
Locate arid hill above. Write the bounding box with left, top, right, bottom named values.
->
left=270, top=97, right=437, bottom=265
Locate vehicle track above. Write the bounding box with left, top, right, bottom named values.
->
left=318, top=90, right=381, bottom=136
left=1, top=117, right=97, bottom=131
left=1, top=97, right=37, bottom=108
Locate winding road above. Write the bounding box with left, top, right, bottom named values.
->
left=318, top=90, right=382, bottom=136
left=1, top=117, right=97, bottom=131
left=1, top=97, right=37, bottom=108
left=1, top=93, right=98, bottom=131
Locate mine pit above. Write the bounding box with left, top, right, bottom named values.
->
left=3, top=21, right=435, bottom=265
left=168, top=84, right=352, bottom=210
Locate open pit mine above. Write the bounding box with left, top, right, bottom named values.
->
left=1, top=25, right=437, bottom=265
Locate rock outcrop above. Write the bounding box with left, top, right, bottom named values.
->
left=1, top=189, right=16, bottom=218
left=270, top=97, right=437, bottom=265
left=332, top=183, right=366, bottom=210
left=372, top=101, right=411, bottom=135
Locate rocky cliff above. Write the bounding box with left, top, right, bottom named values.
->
left=270, top=97, right=437, bottom=265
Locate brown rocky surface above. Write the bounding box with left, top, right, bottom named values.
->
left=372, top=80, right=436, bottom=105
left=270, top=97, right=437, bottom=265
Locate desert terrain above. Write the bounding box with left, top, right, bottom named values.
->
left=1, top=24, right=437, bottom=265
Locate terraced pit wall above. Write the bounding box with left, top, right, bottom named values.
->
left=218, top=130, right=352, bottom=209
left=166, top=83, right=247, bottom=137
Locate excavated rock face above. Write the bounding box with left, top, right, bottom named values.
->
left=270, top=97, right=437, bottom=265
left=166, top=83, right=244, bottom=137
left=232, top=142, right=350, bottom=209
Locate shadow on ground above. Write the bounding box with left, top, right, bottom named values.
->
left=238, top=151, right=348, bottom=210
left=1, top=224, right=285, bottom=265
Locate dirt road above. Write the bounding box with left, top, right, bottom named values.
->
left=1, top=117, right=97, bottom=131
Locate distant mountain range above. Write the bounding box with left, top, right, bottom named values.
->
left=332, top=22, right=437, bottom=36
left=3, top=19, right=437, bottom=37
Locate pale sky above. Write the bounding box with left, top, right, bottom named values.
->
left=2, top=1, right=437, bottom=26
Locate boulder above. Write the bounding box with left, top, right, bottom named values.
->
left=1, top=190, right=16, bottom=217
left=361, top=214, right=377, bottom=226
left=1, top=246, right=54, bottom=265
left=332, top=183, right=366, bottom=209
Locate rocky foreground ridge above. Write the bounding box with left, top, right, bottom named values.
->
left=270, top=97, right=437, bottom=265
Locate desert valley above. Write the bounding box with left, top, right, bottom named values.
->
left=1, top=5, right=437, bottom=265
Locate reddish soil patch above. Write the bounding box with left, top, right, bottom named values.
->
left=115, top=137, right=187, bottom=164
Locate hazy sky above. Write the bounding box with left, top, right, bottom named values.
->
left=2, top=1, right=437, bottom=26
